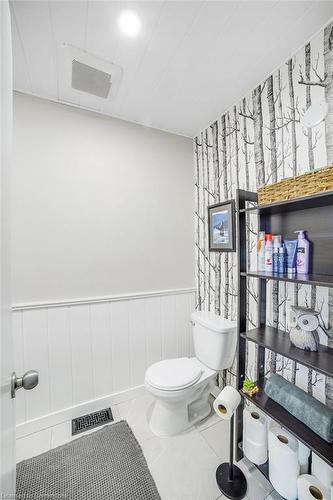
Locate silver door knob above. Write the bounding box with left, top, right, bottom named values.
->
left=11, top=370, right=39, bottom=399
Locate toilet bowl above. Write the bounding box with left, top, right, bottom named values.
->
left=145, top=311, right=237, bottom=436
left=145, top=357, right=215, bottom=436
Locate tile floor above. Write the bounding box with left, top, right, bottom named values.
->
left=17, top=391, right=281, bottom=500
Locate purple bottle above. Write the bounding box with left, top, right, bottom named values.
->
left=295, top=230, right=310, bottom=274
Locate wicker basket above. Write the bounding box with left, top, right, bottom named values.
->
left=257, top=164, right=333, bottom=205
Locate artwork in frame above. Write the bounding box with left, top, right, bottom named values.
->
left=208, top=200, right=236, bottom=252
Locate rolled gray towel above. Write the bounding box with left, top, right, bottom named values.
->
left=265, top=373, right=333, bottom=443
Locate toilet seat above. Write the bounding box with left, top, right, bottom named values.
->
left=145, top=358, right=203, bottom=391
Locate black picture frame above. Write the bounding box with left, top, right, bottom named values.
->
left=208, top=200, right=236, bottom=252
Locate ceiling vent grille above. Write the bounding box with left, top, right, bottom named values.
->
left=72, top=60, right=112, bottom=99
left=62, top=44, right=123, bottom=101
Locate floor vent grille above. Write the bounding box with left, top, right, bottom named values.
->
left=72, top=408, right=113, bottom=436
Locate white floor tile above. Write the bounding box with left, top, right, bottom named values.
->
left=16, top=391, right=275, bottom=500
left=200, top=419, right=230, bottom=461
left=142, top=428, right=222, bottom=500
left=196, top=409, right=221, bottom=432
left=237, top=458, right=273, bottom=500
left=116, top=392, right=155, bottom=445
left=264, top=489, right=284, bottom=500
left=16, top=429, right=52, bottom=463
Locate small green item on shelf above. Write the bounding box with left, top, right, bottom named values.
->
left=243, top=378, right=255, bottom=391
left=242, top=378, right=260, bottom=397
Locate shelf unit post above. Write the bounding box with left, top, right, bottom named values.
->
left=257, top=211, right=267, bottom=381
left=235, top=189, right=257, bottom=461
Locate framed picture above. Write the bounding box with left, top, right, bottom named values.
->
left=208, top=200, right=236, bottom=252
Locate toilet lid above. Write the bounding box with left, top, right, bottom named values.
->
left=145, top=358, right=202, bottom=391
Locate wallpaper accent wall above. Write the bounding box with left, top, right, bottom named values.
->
left=194, top=21, right=333, bottom=405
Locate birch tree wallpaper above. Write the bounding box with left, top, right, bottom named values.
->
left=194, top=21, right=333, bottom=405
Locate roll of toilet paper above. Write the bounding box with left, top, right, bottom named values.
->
left=243, top=405, right=268, bottom=465
left=330, top=480, right=333, bottom=500
left=297, top=474, right=329, bottom=500
left=298, top=441, right=310, bottom=474
left=268, top=426, right=300, bottom=500
left=312, top=453, right=333, bottom=490
left=213, top=386, right=241, bottom=420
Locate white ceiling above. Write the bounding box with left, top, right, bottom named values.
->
left=10, top=0, right=333, bottom=138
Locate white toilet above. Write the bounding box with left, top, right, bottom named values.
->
left=145, top=311, right=237, bottom=436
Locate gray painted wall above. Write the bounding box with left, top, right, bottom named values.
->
left=12, top=94, right=195, bottom=304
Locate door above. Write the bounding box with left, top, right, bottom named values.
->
left=0, top=0, right=15, bottom=497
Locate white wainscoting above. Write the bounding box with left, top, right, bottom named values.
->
left=13, top=288, right=195, bottom=437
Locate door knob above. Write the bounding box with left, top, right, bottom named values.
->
left=11, top=370, right=39, bottom=399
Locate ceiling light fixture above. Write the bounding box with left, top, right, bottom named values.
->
left=118, top=10, right=141, bottom=37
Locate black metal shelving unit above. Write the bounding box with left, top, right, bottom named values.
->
left=235, top=188, right=333, bottom=474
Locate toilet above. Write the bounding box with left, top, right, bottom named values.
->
left=145, top=311, right=237, bottom=436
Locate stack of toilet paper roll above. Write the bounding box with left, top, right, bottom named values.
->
left=240, top=405, right=333, bottom=500
left=268, top=426, right=300, bottom=500
left=243, top=405, right=268, bottom=465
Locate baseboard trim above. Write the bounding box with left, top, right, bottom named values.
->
left=16, top=385, right=146, bottom=439
left=12, top=287, right=196, bottom=311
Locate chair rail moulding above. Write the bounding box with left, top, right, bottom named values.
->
left=12, top=287, right=196, bottom=311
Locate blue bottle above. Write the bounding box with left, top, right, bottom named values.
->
left=277, top=246, right=286, bottom=274
left=272, top=235, right=281, bottom=273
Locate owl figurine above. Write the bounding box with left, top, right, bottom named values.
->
left=289, top=306, right=322, bottom=352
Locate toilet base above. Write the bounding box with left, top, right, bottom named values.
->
left=149, top=399, right=211, bottom=437
left=147, top=379, right=214, bottom=436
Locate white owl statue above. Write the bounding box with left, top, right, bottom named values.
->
left=289, top=306, right=324, bottom=352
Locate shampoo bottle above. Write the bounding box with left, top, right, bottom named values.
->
left=257, top=231, right=266, bottom=272
left=295, top=230, right=310, bottom=274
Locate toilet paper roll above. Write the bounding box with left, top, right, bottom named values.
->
left=297, top=474, right=329, bottom=500
left=298, top=441, right=311, bottom=474
left=312, top=453, right=333, bottom=490
left=213, top=386, right=241, bottom=420
left=330, top=480, right=333, bottom=500
left=243, top=405, right=268, bottom=465
left=268, top=426, right=300, bottom=500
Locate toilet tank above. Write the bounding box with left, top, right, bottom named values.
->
left=191, top=311, right=237, bottom=370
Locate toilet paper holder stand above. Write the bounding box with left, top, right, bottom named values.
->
left=216, top=411, right=247, bottom=499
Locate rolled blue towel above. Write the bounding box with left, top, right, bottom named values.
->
left=265, top=373, right=333, bottom=443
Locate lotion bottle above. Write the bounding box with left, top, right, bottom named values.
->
left=295, top=230, right=309, bottom=274
left=265, top=233, right=273, bottom=272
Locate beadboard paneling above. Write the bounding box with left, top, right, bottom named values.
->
left=13, top=290, right=195, bottom=427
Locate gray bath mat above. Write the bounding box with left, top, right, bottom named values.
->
left=16, top=420, right=161, bottom=500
